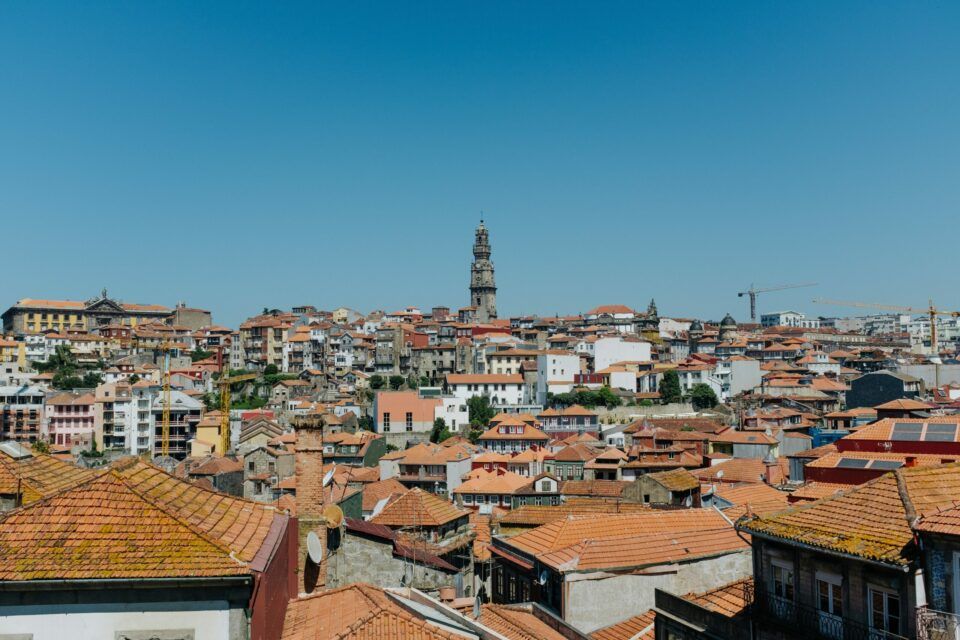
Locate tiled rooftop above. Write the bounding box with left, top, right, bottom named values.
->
left=370, top=488, right=467, bottom=528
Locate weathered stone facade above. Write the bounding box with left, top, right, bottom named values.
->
left=469, top=222, right=497, bottom=323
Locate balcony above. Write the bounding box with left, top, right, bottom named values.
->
left=918, top=607, right=960, bottom=640
left=753, top=585, right=908, bottom=640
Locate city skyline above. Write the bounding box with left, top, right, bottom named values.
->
left=2, top=2, right=959, bottom=326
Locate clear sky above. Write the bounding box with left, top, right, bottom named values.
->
left=2, top=2, right=958, bottom=327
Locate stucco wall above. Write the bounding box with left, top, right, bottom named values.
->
left=565, top=550, right=752, bottom=632
left=0, top=601, right=244, bottom=640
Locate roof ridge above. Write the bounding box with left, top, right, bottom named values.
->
left=893, top=468, right=918, bottom=526
left=480, top=604, right=540, bottom=640
left=0, top=464, right=110, bottom=518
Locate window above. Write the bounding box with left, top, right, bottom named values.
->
left=816, top=572, right=843, bottom=640
left=405, top=412, right=413, bottom=431
left=869, top=587, right=900, bottom=636
left=772, top=561, right=794, bottom=601
left=382, top=412, right=390, bottom=430
left=248, top=461, right=255, bottom=472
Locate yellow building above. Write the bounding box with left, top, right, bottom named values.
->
left=2, top=290, right=170, bottom=335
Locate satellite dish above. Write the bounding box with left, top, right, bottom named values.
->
left=684, top=495, right=693, bottom=508
left=306, top=531, right=324, bottom=564
left=716, top=470, right=724, bottom=480
left=323, top=504, right=344, bottom=529
left=473, top=595, right=482, bottom=619
left=538, top=570, right=549, bottom=586
left=322, top=469, right=335, bottom=487
left=370, top=497, right=390, bottom=519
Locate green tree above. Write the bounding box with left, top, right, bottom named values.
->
left=596, top=386, right=622, bottom=409
left=658, top=370, right=682, bottom=404
left=263, top=364, right=279, bottom=376
left=430, top=417, right=452, bottom=443
left=388, top=375, right=404, bottom=390
left=407, top=375, right=419, bottom=389
left=31, top=440, right=50, bottom=454
left=81, top=371, right=103, bottom=388
left=689, top=383, right=719, bottom=410
left=190, top=348, right=213, bottom=362
left=127, top=373, right=141, bottom=384
left=369, top=375, right=385, bottom=390
left=467, top=395, right=495, bottom=427
left=358, top=415, right=374, bottom=432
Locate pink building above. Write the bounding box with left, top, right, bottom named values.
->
left=44, top=391, right=95, bottom=447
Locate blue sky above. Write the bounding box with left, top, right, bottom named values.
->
left=1, top=2, right=958, bottom=327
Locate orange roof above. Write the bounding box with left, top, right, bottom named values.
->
left=806, top=451, right=952, bottom=471
left=361, top=478, right=408, bottom=512
left=382, top=442, right=475, bottom=465
left=0, top=450, right=96, bottom=505
left=590, top=610, right=655, bottom=640
left=370, top=488, right=467, bottom=528
left=646, top=468, right=699, bottom=492
left=874, top=398, right=934, bottom=410
left=470, top=512, right=492, bottom=561
left=0, top=459, right=279, bottom=580
left=454, top=470, right=531, bottom=495
left=714, top=483, right=790, bottom=520
left=682, top=577, right=753, bottom=618
left=788, top=482, right=850, bottom=503
left=446, top=374, right=523, bottom=385
left=843, top=417, right=960, bottom=442
left=693, top=457, right=788, bottom=485
left=586, top=305, right=635, bottom=315
left=474, top=604, right=570, bottom=640
left=497, top=501, right=650, bottom=528
left=478, top=423, right=550, bottom=441
left=281, top=582, right=464, bottom=640
left=741, top=464, right=960, bottom=565
left=504, top=509, right=730, bottom=557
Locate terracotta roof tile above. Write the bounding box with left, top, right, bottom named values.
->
left=370, top=488, right=467, bottom=528
left=741, top=464, right=960, bottom=565
left=590, top=610, right=656, bottom=640
left=0, top=460, right=281, bottom=580
left=475, top=604, right=569, bottom=640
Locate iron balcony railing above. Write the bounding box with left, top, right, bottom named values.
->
left=917, top=606, right=960, bottom=640
left=753, top=585, right=909, bottom=640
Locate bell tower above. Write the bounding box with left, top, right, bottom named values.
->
left=470, top=221, right=497, bottom=322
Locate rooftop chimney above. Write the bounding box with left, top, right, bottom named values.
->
left=905, top=456, right=918, bottom=468
left=294, top=415, right=327, bottom=594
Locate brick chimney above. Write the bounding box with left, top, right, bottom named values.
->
left=904, top=456, right=918, bottom=468
left=294, top=415, right=327, bottom=594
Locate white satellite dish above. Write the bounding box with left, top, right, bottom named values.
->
left=473, top=595, right=482, bottom=619
left=322, top=468, right=335, bottom=487
left=370, top=497, right=390, bottom=519
left=538, top=570, right=549, bottom=586
left=306, top=531, right=324, bottom=564
left=684, top=495, right=693, bottom=508
left=716, top=470, right=724, bottom=480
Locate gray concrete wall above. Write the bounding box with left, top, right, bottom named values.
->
left=899, top=364, right=960, bottom=387
left=326, top=533, right=466, bottom=596
left=565, top=549, right=752, bottom=633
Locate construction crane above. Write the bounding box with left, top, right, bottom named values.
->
left=159, top=341, right=173, bottom=458
left=738, top=283, right=817, bottom=322
left=813, top=298, right=960, bottom=357
left=216, top=347, right=257, bottom=455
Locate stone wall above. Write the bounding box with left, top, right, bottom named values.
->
left=326, top=533, right=462, bottom=595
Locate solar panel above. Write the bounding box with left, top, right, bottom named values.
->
left=870, top=460, right=903, bottom=470
left=924, top=433, right=957, bottom=442
left=892, top=422, right=923, bottom=433
left=891, top=432, right=922, bottom=441
left=837, top=458, right=870, bottom=469
left=927, top=424, right=958, bottom=435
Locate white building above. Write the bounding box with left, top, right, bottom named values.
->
left=593, top=336, right=652, bottom=372
left=760, top=311, right=820, bottom=329
left=445, top=373, right=526, bottom=408
left=536, top=352, right=581, bottom=404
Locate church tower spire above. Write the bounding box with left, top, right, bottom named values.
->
left=470, top=221, right=497, bottom=322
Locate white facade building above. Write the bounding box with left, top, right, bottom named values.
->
left=536, top=352, right=581, bottom=404
left=593, top=337, right=652, bottom=372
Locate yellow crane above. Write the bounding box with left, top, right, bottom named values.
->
left=813, top=298, right=960, bottom=386
left=217, top=371, right=257, bottom=455
left=159, top=341, right=173, bottom=458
